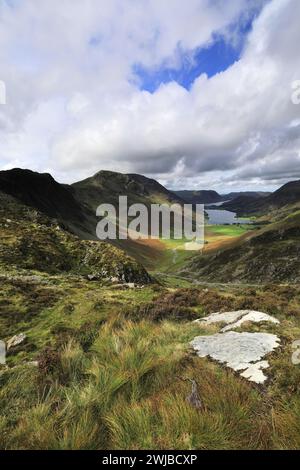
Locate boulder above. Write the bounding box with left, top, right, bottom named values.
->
left=191, top=331, right=280, bottom=384
left=195, top=310, right=279, bottom=332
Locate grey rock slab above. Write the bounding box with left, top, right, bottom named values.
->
left=195, top=310, right=279, bottom=332
left=221, top=311, right=280, bottom=332
left=190, top=331, right=280, bottom=384
left=240, top=361, right=270, bottom=384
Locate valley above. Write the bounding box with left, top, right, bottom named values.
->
left=1, top=168, right=300, bottom=450
left=2, top=0, right=300, bottom=455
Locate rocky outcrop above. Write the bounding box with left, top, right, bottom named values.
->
left=0, top=193, right=151, bottom=284
left=191, top=331, right=280, bottom=384
left=191, top=310, right=281, bottom=384
left=196, top=310, right=280, bottom=332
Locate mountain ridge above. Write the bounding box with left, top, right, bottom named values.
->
left=220, top=180, right=300, bottom=216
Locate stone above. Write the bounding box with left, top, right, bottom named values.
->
left=196, top=310, right=279, bottom=332
left=291, top=340, right=300, bottom=365
left=240, top=361, right=270, bottom=383
left=6, top=333, right=27, bottom=351
left=87, top=274, right=100, bottom=281
left=190, top=331, right=280, bottom=384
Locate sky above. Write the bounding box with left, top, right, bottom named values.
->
left=0, top=0, right=300, bottom=192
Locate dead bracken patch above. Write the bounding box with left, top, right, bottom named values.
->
left=129, top=289, right=201, bottom=321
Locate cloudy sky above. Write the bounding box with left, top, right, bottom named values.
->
left=0, top=0, right=300, bottom=192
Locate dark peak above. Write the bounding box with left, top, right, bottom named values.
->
left=174, top=189, right=222, bottom=204
left=275, top=179, right=300, bottom=194
left=75, top=169, right=170, bottom=195
left=0, top=167, right=56, bottom=183
left=0, top=167, right=85, bottom=222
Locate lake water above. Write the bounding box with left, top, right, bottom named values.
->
left=206, top=209, right=252, bottom=225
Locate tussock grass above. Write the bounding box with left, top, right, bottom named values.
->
left=1, top=281, right=300, bottom=450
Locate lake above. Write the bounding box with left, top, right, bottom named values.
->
left=206, top=209, right=252, bottom=225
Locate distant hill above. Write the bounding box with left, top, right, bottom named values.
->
left=73, top=170, right=185, bottom=211
left=219, top=194, right=268, bottom=214
left=222, top=180, right=300, bottom=216
left=173, top=190, right=223, bottom=204
left=222, top=191, right=271, bottom=200
left=0, top=168, right=93, bottom=238
left=0, top=190, right=151, bottom=283
left=176, top=180, right=300, bottom=283
left=174, top=189, right=271, bottom=205
left=0, top=169, right=186, bottom=240
left=257, top=180, right=300, bottom=211
left=182, top=211, right=300, bottom=284
left=0, top=168, right=188, bottom=268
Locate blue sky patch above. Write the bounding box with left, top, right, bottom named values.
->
left=133, top=9, right=260, bottom=92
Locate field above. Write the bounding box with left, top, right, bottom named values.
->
left=129, top=223, right=257, bottom=275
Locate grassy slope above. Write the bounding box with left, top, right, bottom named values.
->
left=116, top=223, right=254, bottom=277
left=1, top=277, right=300, bottom=450
left=2, top=178, right=300, bottom=449
left=0, top=191, right=151, bottom=283
left=182, top=211, right=300, bottom=284
left=72, top=170, right=191, bottom=269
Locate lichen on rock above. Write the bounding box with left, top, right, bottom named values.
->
left=191, top=331, right=281, bottom=384
left=196, top=310, right=280, bottom=332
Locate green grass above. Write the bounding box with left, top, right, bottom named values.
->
left=2, top=192, right=300, bottom=450
left=2, top=277, right=300, bottom=450
left=206, top=224, right=254, bottom=237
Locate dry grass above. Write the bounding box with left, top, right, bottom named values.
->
left=1, top=276, right=300, bottom=450
left=1, top=307, right=300, bottom=450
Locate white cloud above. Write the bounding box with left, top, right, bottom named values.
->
left=0, top=0, right=299, bottom=191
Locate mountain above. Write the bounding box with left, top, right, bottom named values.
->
left=0, top=168, right=94, bottom=238
left=0, top=168, right=189, bottom=270
left=222, top=180, right=300, bottom=216
left=0, top=169, right=186, bottom=241
left=173, top=189, right=271, bottom=205
left=174, top=181, right=300, bottom=284
left=72, top=170, right=185, bottom=212
left=222, top=191, right=271, bottom=200
left=219, top=194, right=268, bottom=214
left=256, top=180, right=300, bottom=213
left=0, top=168, right=81, bottom=220
left=182, top=211, right=300, bottom=283
left=173, top=190, right=223, bottom=204
left=0, top=189, right=150, bottom=283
